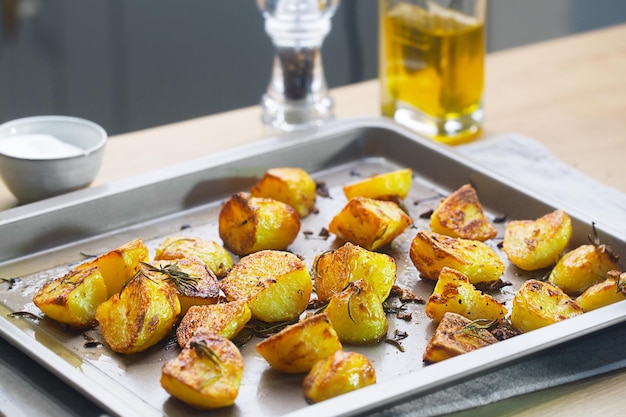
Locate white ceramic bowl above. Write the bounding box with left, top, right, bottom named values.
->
left=0, top=116, right=107, bottom=204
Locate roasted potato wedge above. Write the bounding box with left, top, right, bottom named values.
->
left=155, top=236, right=233, bottom=278
left=33, top=265, right=108, bottom=329
left=95, top=270, right=181, bottom=354
left=502, top=209, right=572, bottom=271
left=218, top=192, right=300, bottom=256
left=575, top=271, right=626, bottom=312
left=250, top=167, right=317, bottom=217
left=548, top=243, right=620, bottom=296
left=256, top=313, right=342, bottom=374
left=77, top=238, right=149, bottom=298
left=313, top=242, right=396, bottom=303
left=143, top=258, right=220, bottom=314
left=303, top=350, right=376, bottom=404
left=425, top=267, right=508, bottom=323
left=161, top=330, right=244, bottom=409
left=510, top=279, right=583, bottom=333
left=430, top=184, right=497, bottom=241
left=328, top=196, right=412, bottom=251
left=342, top=168, right=412, bottom=201
left=177, top=301, right=252, bottom=348
left=220, top=250, right=312, bottom=323
left=409, top=230, right=505, bottom=284
left=325, top=279, right=387, bottom=345
left=423, top=312, right=499, bottom=363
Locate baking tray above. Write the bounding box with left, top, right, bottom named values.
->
left=0, top=116, right=624, bottom=417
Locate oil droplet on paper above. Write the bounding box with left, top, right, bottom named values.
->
left=0, top=134, right=85, bottom=159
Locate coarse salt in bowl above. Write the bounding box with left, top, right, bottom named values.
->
left=0, top=116, right=107, bottom=204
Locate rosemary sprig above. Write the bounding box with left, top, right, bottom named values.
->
left=587, top=221, right=601, bottom=246
left=249, top=318, right=299, bottom=338
left=141, top=261, right=199, bottom=294
left=382, top=300, right=407, bottom=314
left=118, top=269, right=142, bottom=295
left=0, top=277, right=19, bottom=290
left=609, top=270, right=626, bottom=295
left=313, top=250, right=334, bottom=277
left=232, top=325, right=255, bottom=347
left=313, top=303, right=328, bottom=315
left=455, top=318, right=498, bottom=343
left=346, top=284, right=361, bottom=323
left=190, top=340, right=222, bottom=371
left=384, top=329, right=409, bottom=352
left=8, top=311, right=41, bottom=321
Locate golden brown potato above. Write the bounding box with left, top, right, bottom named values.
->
left=423, top=312, right=499, bottom=363
left=313, top=242, right=396, bottom=303
left=220, top=250, right=312, bottom=323
left=548, top=243, right=620, bottom=296
left=155, top=236, right=233, bottom=278
left=256, top=313, right=342, bottom=374
left=325, top=279, right=387, bottom=345
left=77, top=238, right=149, bottom=298
left=430, top=184, right=497, bottom=242
left=502, top=209, right=572, bottom=271
left=510, top=279, right=583, bottom=333
left=342, top=168, right=412, bottom=201
left=95, top=270, right=181, bottom=354
left=250, top=167, right=317, bottom=217
left=33, top=265, right=108, bottom=329
left=218, top=192, right=300, bottom=256
left=161, top=330, right=244, bottom=409
left=575, top=271, right=626, bottom=312
left=409, top=230, right=505, bottom=284
left=328, top=196, right=412, bottom=251
left=303, top=350, right=376, bottom=404
left=177, top=301, right=252, bottom=348
left=425, top=267, right=508, bottom=323
left=143, top=258, right=220, bottom=314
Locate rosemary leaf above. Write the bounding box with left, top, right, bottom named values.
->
left=141, top=261, right=199, bottom=293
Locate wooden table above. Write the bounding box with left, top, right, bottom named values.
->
left=1, top=24, right=625, bottom=417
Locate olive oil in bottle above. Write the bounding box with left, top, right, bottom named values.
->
left=380, top=1, right=486, bottom=144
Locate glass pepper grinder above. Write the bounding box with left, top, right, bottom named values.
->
left=257, top=0, right=340, bottom=132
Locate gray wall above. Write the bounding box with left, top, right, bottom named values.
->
left=1, top=0, right=625, bottom=136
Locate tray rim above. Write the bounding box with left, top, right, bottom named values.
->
left=1, top=116, right=625, bottom=417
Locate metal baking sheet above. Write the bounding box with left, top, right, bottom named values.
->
left=0, top=116, right=624, bottom=417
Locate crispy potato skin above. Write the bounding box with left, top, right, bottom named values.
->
left=250, top=167, right=317, bottom=217
left=325, top=279, right=387, bottom=345
left=218, top=192, right=300, bottom=256
left=423, top=312, right=498, bottom=363
left=575, top=272, right=626, bottom=312
left=425, top=267, right=508, bottom=323
left=177, top=301, right=252, bottom=348
left=33, top=265, right=108, bottom=329
left=548, top=244, right=620, bottom=296
left=430, top=184, right=497, bottom=241
left=155, top=236, right=233, bottom=278
left=256, top=313, right=342, bottom=374
left=95, top=273, right=181, bottom=354
left=511, top=279, right=583, bottom=333
left=220, top=250, right=312, bottom=322
left=146, top=258, right=220, bottom=314
left=409, top=230, right=505, bottom=284
left=502, top=210, right=572, bottom=271
left=161, top=330, right=244, bottom=409
left=342, top=168, right=412, bottom=201
left=328, top=197, right=412, bottom=251
left=77, top=238, right=149, bottom=298
left=303, top=350, right=376, bottom=404
left=313, top=242, right=396, bottom=303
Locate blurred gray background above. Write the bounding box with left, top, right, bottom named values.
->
left=1, top=0, right=625, bottom=136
